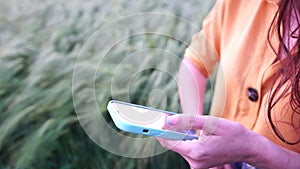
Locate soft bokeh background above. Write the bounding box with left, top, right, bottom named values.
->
left=0, top=0, right=215, bottom=168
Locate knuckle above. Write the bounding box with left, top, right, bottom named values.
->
left=229, top=121, right=246, bottom=136
left=232, top=121, right=245, bottom=131
left=187, top=115, right=198, bottom=126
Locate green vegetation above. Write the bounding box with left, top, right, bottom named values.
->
left=0, top=1, right=215, bottom=168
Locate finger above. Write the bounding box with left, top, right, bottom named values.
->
left=167, top=114, right=204, bottom=129
left=167, top=115, right=222, bottom=135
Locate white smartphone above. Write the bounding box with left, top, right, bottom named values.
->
left=107, top=100, right=198, bottom=140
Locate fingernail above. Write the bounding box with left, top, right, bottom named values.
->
left=167, top=116, right=176, bottom=125
left=167, top=117, right=173, bottom=125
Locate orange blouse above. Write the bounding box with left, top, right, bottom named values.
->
left=185, top=0, right=300, bottom=153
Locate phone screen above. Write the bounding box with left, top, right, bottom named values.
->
left=113, top=102, right=171, bottom=130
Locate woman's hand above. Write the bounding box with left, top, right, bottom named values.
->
left=157, top=114, right=259, bottom=169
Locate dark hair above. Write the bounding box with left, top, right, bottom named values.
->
left=268, top=0, right=300, bottom=145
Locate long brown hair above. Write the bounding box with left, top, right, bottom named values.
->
left=268, top=0, right=300, bottom=145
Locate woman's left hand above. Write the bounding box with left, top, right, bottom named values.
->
left=157, top=114, right=260, bottom=169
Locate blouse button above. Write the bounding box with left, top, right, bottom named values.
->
left=247, top=87, right=259, bottom=102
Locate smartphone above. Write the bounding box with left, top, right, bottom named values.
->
left=107, top=100, right=198, bottom=140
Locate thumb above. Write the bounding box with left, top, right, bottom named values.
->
left=167, top=114, right=205, bottom=130
left=167, top=114, right=221, bottom=135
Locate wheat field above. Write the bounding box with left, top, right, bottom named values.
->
left=0, top=0, right=215, bottom=168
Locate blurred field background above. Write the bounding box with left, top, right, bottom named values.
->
left=0, top=0, right=215, bottom=168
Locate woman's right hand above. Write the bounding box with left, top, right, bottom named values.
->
left=157, top=114, right=260, bottom=169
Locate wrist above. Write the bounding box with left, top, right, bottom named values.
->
left=243, top=131, right=269, bottom=166
left=243, top=131, right=288, bottom=169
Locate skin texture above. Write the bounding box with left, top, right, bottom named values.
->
left=157, top=114, right=300, bottom=169
left=157, top=59, right=300, bottom=169
left=158, top=115, right=255, bottom=169
left=177, top=58, right=206, bottom=116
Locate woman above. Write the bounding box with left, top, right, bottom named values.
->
left=158, top=0, right=300, bottom=168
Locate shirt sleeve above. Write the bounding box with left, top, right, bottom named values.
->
left=184, top=0, right=225, bottom=77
